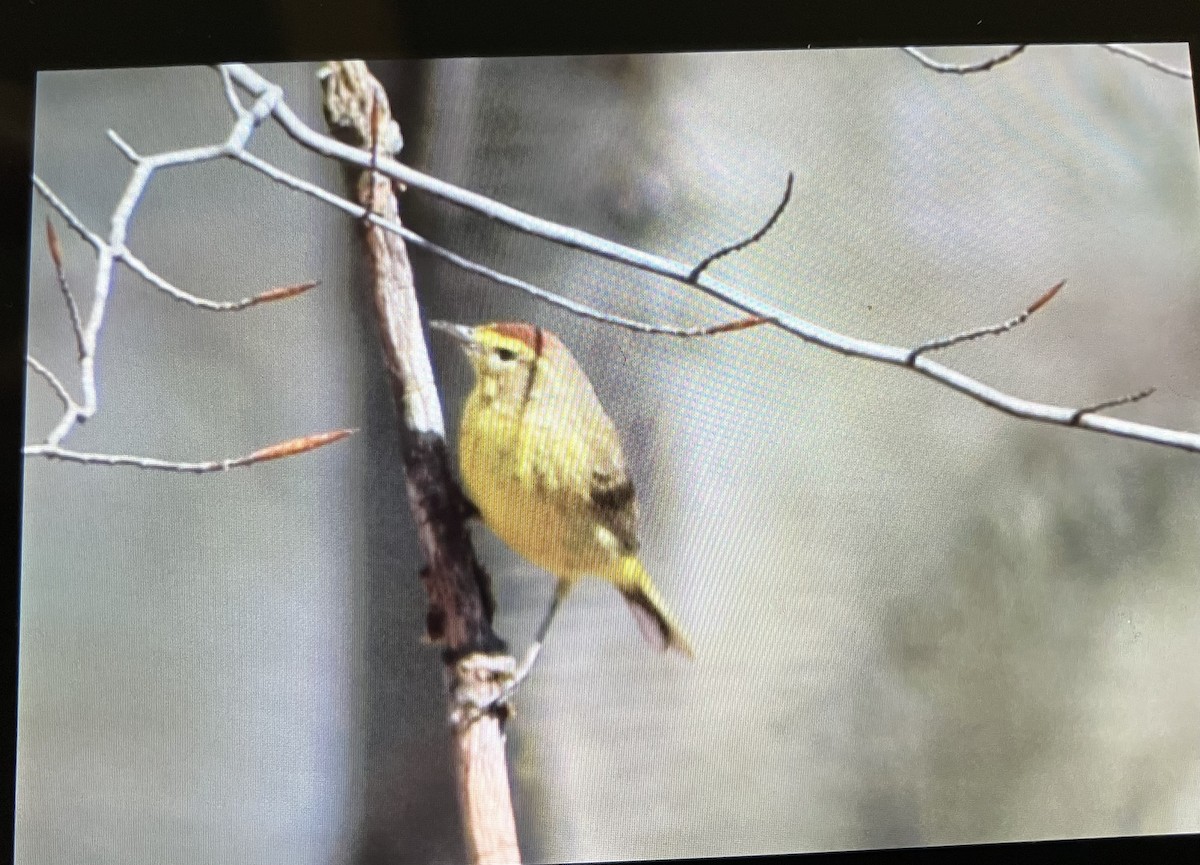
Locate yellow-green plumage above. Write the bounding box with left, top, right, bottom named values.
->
left=442, top=320, right=693, bottom=658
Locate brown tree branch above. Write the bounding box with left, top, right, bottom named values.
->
left=318, top=60, right=520, bottom=865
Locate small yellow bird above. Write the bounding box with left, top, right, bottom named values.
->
left=432, top=320, right=694, bottom=678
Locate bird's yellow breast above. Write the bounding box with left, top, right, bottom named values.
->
left=459, top=392, right=612, bottom=581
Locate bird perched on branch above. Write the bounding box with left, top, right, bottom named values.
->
left=431, top=320, right=694, bottom=692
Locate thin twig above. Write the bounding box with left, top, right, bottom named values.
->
left=24, top=429, right=355, bottom=473
left=218, top=64, right=249, bottom=116
left=1070, top=388, right=1156, bottom=425
left=26, top=356, right=77, bottom=410
left=124, top=252, right=320, bottom=310
left=230, top=147, right=765, bottom=338
left=244, top=281, right=322, bottom=306
left=36, top=183, right=318, bottom=313
left=28, top=74, right=338, bottom=473
left=106, top=130, right=141, bottom=163
left=1101, top=44, right=1192, bottom=80
left=902, top=45, right=1027, bottom=74
left=906, top=280, right=1065, bottom=363
left=222, top=63, right=1200, bottom=455
left=904, top=43, right=1190, bottom=81
left=688, top=172, right=794, bottom=282
left=45, top=219, right=87, bottom=358
left=32, top=176, right=105, bottom=252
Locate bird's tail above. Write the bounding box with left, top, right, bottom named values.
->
left=615, top=556, right=695, bottom=659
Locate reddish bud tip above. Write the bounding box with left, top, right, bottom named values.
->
left=245, top=427, right=355, bottom=463
left=248, top=280, right=320, bottom=307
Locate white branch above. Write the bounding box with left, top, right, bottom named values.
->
left=28, top=61, right=1200, bottom=468
left=902, top=45, right=1027, bottom=74
left=903, top=44, right=1192, bottom=80
left=27, top=70, right=327, bottom=463
left=25, top=429, right=353, bottom=473
left=25, top=443, right=261, bottom=473
left=217, top=63, right=1200, bottom=455
left=1101, top=43, right=1192, bottom=80
left=218, top=64, right=249, bottom=117
left=106, top=129, right=141, bottom=163
left=230, top=149, right=761, bottom=337
left=26, top=356, right=78, bottom=412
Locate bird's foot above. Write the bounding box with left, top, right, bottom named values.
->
left=449, top=653, right=520, bottom=728
left=449, top=643, right=543, bottom=728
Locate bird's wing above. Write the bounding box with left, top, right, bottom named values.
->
left=582, top=416, right=640, bottom=556
left=518, top=395, right=640, bottom=556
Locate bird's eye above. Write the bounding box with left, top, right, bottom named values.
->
left=494, top=347, right=517, bottom=362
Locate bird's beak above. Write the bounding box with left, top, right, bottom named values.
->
left=429, top=320, right=476, bottom=351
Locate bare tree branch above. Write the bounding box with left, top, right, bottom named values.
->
left=106, top=129, right=141, bottom=163
left=907, top=280, right=1065, bottom=362
left=28, top=79, right=337, bottom=469
left=902, top=45, right=1028, bottom=74
left=231, top=146, right=763, bottom=338
left=1070, top=388, right=1157, bottom=425
left=218, top=64, right=250, bottom=118
left=317, top=59, right=520, bottom=865
left=689, top=171, right=794, bottom=281
left=24, top=429, right=355, bottom=473
left=903, top=43, right=1192, bottom=81
left=41, top=188, right=320, bottom=314
left=26, top=356, right=76, bottom=410
left=220, top=62, right=1200, bottom=455
left=1101, top=43, right=1192, bottom=80
left=44, top=219, right=86, bottom=359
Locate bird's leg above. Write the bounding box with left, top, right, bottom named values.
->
left=462, top=582, right=567, bottom=724
left=505, top=584, right=563, bottom=687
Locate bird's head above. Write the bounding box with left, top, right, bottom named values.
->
left=431, top=320, right=561, bottom=404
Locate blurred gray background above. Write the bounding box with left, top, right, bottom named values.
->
left=19, top=47, right=1200, bottom=864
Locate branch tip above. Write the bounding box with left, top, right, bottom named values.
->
left=1028, top=278, right=1066, bottom=315
left=688, top=170, right=795, bottom=282
left=907, top=278, right=1067, bottom=364
left=243, top=427, right=356, bottom=464
left=697, top=315, right=771, bottom=336
left=106, top=129, right=141, bottom=163
left=247, top=279, right=321, bottom=306
left=1070, top=387, right=1156, bottom=425
left=45, top=218, right=64, bottom=270
left=44, top=217, right=87, bottom=358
